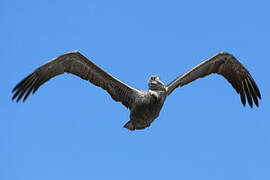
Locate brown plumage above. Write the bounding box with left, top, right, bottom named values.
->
left=166, top=51, right=261, bottom=107
left=12, top=51, right=261, bottom=130
left=12, top=51, right=139, bottom=109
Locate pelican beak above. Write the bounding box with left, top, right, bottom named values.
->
left=163, top=85, right=168, bottom=91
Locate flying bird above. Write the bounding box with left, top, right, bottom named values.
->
left=12, top=51, right=261, bottom=130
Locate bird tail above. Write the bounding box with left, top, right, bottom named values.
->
left=123, top=121, right=135, bottom=131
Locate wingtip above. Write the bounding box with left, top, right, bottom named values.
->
left=11, top=87, right=16, bottom=93
left=257, top=91, right=262, bottom=100
left=11, top=92, right=18, bottom=102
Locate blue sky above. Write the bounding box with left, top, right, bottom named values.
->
left=1, top=0, right=269, bottom=179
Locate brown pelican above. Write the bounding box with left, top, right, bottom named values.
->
left=12, top=51, right=261, bottom=130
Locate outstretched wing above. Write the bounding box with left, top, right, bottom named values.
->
left=166, top=51, right=261, bottom=108
left=12, top=51, right=139, bottom=109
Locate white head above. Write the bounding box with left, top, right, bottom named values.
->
left=148, top=75, right=166, bottom=91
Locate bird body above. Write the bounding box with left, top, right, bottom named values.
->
left=12, top=51, right=261, bottom=131
left=125, top=89, right=167, bottom=130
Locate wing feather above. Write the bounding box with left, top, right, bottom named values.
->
left=166, top=51, right=261, bottom=107
left=12, top=51, right=139, bottom=109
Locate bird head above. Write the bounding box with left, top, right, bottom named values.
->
left=148, top=75, right=166, bottom=91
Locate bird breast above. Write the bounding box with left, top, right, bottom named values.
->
left=130, top=90, right=167, bottom=126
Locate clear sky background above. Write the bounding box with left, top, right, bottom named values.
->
left=1, top=0, right=269, bottom=179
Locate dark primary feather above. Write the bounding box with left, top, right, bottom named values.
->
left=12, top=51, right=139, bottom=109
left=166, top=51, right=261, bottom=107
